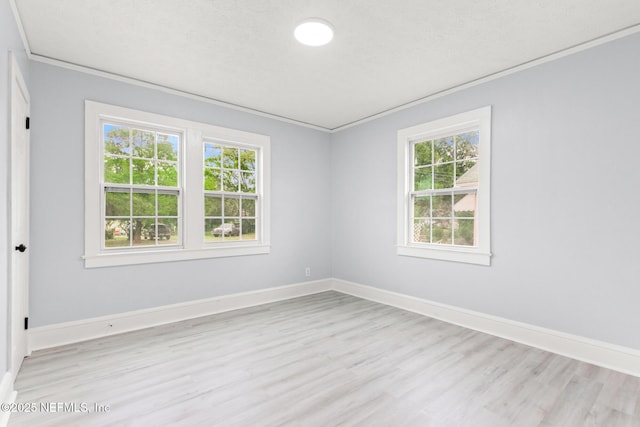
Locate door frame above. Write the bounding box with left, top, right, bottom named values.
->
left=8, top=52, right=30, bottom=378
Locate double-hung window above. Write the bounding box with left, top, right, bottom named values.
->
left=85, top=101, right=270, bottom=268
left=102, top=123, right=182, bottom=249
left=397, top=106, right=491, bottom=265
left=203, top=142, right=259, bottom=243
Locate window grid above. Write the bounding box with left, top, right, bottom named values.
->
left=102, top=122, right=182, bottom=250
left=203, top=141, right=259, bottom=243
left=410, top=131, right=479, bottom=247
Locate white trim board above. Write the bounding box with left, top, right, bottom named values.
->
left=0, top=372, right=17, bottom=427
left=26, top=54, right=331, bottom=133
left=332, top=279, right=640, bottom=378
left=28, top=279, right=332, bottom=352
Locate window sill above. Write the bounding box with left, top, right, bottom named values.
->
left=84, top=244, right=270, bottom=268
left=397, top=245, right=491, bottom=266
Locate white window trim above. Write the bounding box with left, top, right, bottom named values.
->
left=84, top=101, right=270, bottom=268
left=396, top=106, right=491, bottom=266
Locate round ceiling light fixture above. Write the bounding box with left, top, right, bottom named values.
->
left=294, top=18, right=334, bottom=46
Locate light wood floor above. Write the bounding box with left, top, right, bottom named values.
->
left=9, top=291, right=640, bottom=426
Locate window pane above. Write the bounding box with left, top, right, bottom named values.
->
left=432, top=219, right=453, bottom=244
left=413, top=196, right=430, bottom=218
left=456, top=131, right=479, bottom=161
left=241, top=219, right=256, bottom=240
left=132, top=159, right=155, bottom=185
left=211, top=220, right=239, bottom=240
left=140, top=219, right=174, bottom=245
left=224, top=197, right=240, bottom=216
left=241, top=172, right=256, bottom=193
left=223, top=147, right=239, bottom=168
left=454, top=218, right=475, bottom=246
left=454, top=192, right=477, bottom=218
left=242, top=198, right=255, bottom=217
left=240, top=149, right=256, bottom=171
left=434, top=136, right=454, bottom=164
left=132, top=191, right=155, bottom=216
left=204, top=168, right=221, bottom=191
left=132, top=218, right=155, bottom=246
left=105, top=190, right=130, bottom=217
left=225, top=220, right=241, bottom=241
left=132, top=129, right=155, bottom=159
left=158, top=193, right=178, bottom=216
left=104, top=156, right=130, bottom=184
left=204, top=195, right=222, bottom=216
left=414, top=141, right=432, bottom=166
left=223, top=170, right=239, bottom=192
left=434, top=163, right=454, bottom=189
left=157, top=133, right=179, bottom=161
left=105, top=220, right=130, bottom=247
left=104, top=124, right=129, bottom=155
left=413, top=219, right=429, bottom=243
left=432, top=194, right=452, bottom=218
left=206, top=218, right=223, bottom=242
left=157, top=219, right=178, bottom=245
left=204, top=144, right=222, bottom=167
left=414, top=166, right=432, bottom=191
left=157, top=162, right=178, bottom=187
left=456, top=161, right=478, bottom=187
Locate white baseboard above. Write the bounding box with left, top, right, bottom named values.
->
left=29, top=279, right=332, bottom=352
left=27, top=277, right=640, bottom=378
left=332, top=278, right=640, bottom=378
left=0, top=372, right=17, bottom=427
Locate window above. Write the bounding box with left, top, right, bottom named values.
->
left=85, top=101, right=270, bottom=268
left=203, top=143, right=259, bottom=242
left=397, top=106, right=491, bottom=265
left=103, top=123, right=181, bottom=249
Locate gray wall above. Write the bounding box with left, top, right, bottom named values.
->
left=2, top=0, right=29, bottom=377
left=28, top=62, right=332, bottom=326
left=331, top=32, right=640, bottom=350
left=22, top=20, right=640, bottom=353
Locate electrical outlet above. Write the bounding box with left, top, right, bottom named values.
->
left=305, top=267, right=311, bottom=277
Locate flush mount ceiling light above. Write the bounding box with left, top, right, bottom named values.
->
left=294, top=19, right=334, bottom=46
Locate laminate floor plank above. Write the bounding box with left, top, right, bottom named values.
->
left=8, top=291, right=640, bottom=426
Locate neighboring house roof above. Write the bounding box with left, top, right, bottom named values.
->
left=456, top=163, right=478, bottom=187
left=454, top=163, right=478, bottom=212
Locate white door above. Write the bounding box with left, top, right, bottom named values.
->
left=10, top=53, right=30, bottom=377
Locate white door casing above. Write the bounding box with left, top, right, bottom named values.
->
left=9, top=53, right=30, bottom=377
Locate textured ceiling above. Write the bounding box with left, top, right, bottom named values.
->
left=13, top=0, right=640, bottom=130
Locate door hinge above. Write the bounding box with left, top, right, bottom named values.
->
left=24, top=317, right=29, bottom=330
left=25, top=116, right=30, bottom=130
